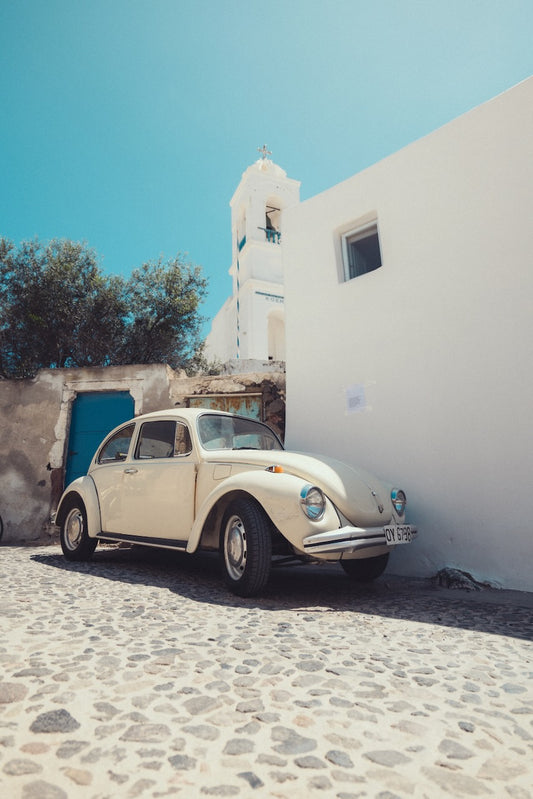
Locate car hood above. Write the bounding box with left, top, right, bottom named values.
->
left=203, top=449, right=392, bottom=524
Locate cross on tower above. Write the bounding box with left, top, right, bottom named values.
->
left=257, top=144, right=272, bottom=161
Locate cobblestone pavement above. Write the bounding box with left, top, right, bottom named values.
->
left=1, top=544, right=532, bottom=799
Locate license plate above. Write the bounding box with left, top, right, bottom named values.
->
left=384, top=525, right=413, bottom=545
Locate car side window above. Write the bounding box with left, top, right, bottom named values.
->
left=135, top=420, right=176, bottom=459
left=97, top=424, right=135, bottom=464
left=175, top=422, right=192, bottom=456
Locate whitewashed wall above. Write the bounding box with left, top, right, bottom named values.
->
left=282, top=78, right=533, bottom=591
left=205, top=297, right=237, bottom=363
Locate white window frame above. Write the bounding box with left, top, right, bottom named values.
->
left=341, top=220, right=382, bottom=282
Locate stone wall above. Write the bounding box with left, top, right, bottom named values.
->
left=170, top=369, right=286, bottom=440
left=0, top=364, right=285, bottom=544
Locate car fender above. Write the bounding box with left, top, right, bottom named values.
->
left=55, top=476, right=102, bottom=539
left=187, top=470, right=339, bottom=553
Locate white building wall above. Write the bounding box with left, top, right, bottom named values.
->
left=282, top=77, right=533, bottom=591
left=235, top=282, right=284, bottom=360
left=205, top=297, right=237, bottom=363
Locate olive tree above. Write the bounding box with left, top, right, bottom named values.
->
left=0, top=237, right=208, bottom=378
left=118, top=257, right=207, bottom=370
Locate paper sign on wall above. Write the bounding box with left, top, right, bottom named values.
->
left=346, top=384, right=366, bottom=414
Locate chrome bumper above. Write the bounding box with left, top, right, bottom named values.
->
left=302, top=524, right=418, bottom=555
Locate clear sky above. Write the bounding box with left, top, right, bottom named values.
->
left=1, top=0, right=532, bottom=335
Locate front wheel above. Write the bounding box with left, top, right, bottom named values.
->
left=341, top=553, right=389, bottom=582
left=60, top=496, right=97, bottom=562
left=221, top=498, right=272, bottom=597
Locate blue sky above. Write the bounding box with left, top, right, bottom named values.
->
left=1, top=0, right=532, bottom=335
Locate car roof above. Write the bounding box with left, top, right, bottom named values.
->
left=133, top=407, right=243, bottom=423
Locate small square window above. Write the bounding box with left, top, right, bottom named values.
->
left=342, top=223, right=382, bottom=281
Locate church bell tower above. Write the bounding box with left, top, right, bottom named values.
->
left=205, top=147, right=300, bottom=364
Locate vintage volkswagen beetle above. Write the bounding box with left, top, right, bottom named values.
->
left=55, top=409, right=417, bottom=596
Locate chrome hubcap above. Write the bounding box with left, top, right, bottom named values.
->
left=65, top=508, right=83, bottom=550
left=225, top=515, right=247, bottom=581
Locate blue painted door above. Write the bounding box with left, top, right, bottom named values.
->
left=65, top=391, right=134, bottom=486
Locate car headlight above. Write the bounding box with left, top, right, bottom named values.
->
left=391, top=488, right=407, bottom=516
left=300, top=484, right=326, bottom=520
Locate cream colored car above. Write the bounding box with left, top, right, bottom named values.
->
left=55, top=409, right=417, bottom=596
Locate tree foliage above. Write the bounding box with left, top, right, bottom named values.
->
left=0, top=237, right=208, bottom=378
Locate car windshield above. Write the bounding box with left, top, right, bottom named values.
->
left=197, top=414, right=283, bottom=451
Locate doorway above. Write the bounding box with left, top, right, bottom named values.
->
left=65, top=391, right=134, bottom=485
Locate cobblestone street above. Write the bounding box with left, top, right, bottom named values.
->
left=1, top=544, right=532, bottom=799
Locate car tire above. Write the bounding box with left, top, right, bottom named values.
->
left=221, top=498, right=272, bottom=597
left=340, top=553, right=389, bottom=582
left=59, top=495, right=97, bottom=562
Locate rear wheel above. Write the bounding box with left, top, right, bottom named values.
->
left=341, top=553, right=389, bottom=582
left=221, top=498, right=272, bottom=597
left=60, top=496, right=97, bottom=562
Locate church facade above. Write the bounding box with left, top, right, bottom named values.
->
left=204, top=149, right=300, bottom=365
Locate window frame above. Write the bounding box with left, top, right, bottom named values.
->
left=174, top=421, right=193, bottom=457
left=97, top=424, right=135, bottom=464
left=134, top=420, right=177, bottom=460
left=340, top=220, right=382, bottom=282
left=196, top=413, right=283, bottom=452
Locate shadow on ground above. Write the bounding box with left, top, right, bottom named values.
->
left=27, top=544, right=533, bottom=643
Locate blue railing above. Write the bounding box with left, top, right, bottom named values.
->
left=238, top=235, right=246, bottom=252
left=259, top=227, right=281, bottom=244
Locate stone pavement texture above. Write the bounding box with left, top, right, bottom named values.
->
left=0, top=544, right=532, bottom=799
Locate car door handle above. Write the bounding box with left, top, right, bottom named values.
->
left=123, top=468, right=138, bottom=474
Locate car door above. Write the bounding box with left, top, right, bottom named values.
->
left=90, top=423, right=137, bottom=533
left=93, top=419, right=197, bottom=544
